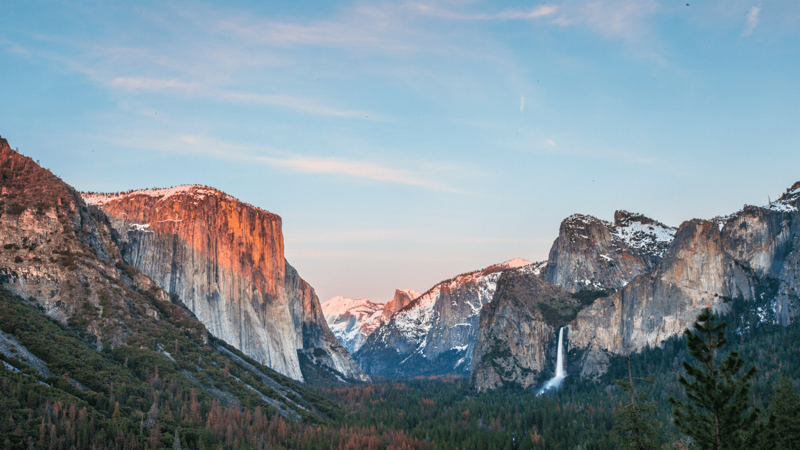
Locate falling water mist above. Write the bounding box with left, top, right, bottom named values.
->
left=537, top=327, right=566, bottom=395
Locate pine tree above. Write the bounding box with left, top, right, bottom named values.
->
left=669, top=308, right=760, bottom=450
left=611, top=356, right=657, bottom=450
left=764, top=374, right=800, bottom=450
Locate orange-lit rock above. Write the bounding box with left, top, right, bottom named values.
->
left=83, top=186, right=367, bottom=382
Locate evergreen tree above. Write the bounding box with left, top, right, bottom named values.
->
left=764, top=374, right=800, bottom=450
left=669, top=308, right=760, bottom=450
left=611, top=356, right=657, bottom=450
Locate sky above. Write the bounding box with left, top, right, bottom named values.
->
left=1, top=0, right=799, bottom=303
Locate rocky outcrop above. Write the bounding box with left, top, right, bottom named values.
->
left=471, top=268, right=580, bottom=392
left=382, top=289, right=420, bottom=319
left=285, top=263, right=368, bottom=382
left=544, top=213, right=675, bottom=293
left=355, top=258, right=531, bottom=378
left=567, top=219, right=753, bottom=378
left=83, top=186, right=367, bottom=382
left=473, top=185, right=800, bottom=389
left=0, top=137, right=198, bottom=350
left=610, top=210, right=676, bottom=271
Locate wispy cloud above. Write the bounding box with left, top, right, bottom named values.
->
left=109, top=77, right=201, bottom=92
left=98, top=133, right=466, bottom=192
left=257, top=156, right=453, bottom=189
left=410, top=4, right=557, bottom=21
left=551, top=0, right=660, bottom=41
left=536, top=139, right=657, bottom=165
left=213, top=91, right=372, bottom=118
left=742, top=6, right=761, bottom=36
left=105, top=77, right=373, bottom=117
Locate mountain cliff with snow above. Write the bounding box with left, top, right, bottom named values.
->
left=82, top=185, right=367, bottom=383
left=472, top=186, right=800, bottom=391
left=321, top=289, right=420, bottom=354
left=543, top=211, right=675, bottom=293
left=355, top=258, right=535, bottom=378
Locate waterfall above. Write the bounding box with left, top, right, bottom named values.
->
left=555, top=327, right=565, bottom=378
left=537, top=327, right=566, bottom=395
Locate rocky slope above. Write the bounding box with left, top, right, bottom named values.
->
left=83, top=186, right=367, bottom=382
left=355, top=258, right=532, bottom=378
left=471, top=267, right=580, bottom=391
left=321, top=288, right=420, bottom=354
left=0, top=137, right=168, bottom=346
left=544, top=212, right=675, bottom=293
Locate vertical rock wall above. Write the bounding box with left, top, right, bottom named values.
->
left=84, top=187, right=367, bottom=382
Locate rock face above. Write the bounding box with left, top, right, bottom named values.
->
left=568, top=219, right=752, bottom=378
left=355, top=258, right=531, bottom=378
left=474, top=186, right=800, bottom=389
left=83, top=186, right=367, bottom=382
left=544, top=213, right=675, bottom=293
left=0, top=137, right=195, bottom=349
left=382, top=289, right=420, bottom=319
left=471, top=267, right=580, bottom=392
left=0, top=137, right=342, bottom=418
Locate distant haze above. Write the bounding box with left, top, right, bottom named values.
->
left=1, top=1, right=799, bottom=302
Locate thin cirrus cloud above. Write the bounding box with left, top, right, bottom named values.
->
left=535, top=138, right=658, bottom=165
left=550, top=0, right=660, bottom=41
left=408, top=3, right=557, bottom=21
left=100, top=133, right=465, bottom=192
left=408, top=0, right=658, bottom=42
left=107, top=76, right=372, bottom=118
left=742, top=6, right=760, bottom=36
left=108, top=77, right=201, bottom=92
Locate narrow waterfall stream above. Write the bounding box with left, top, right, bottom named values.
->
left=537, top=327, right=566, bottom=395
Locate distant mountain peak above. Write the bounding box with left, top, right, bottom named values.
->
left=765, top=181, right=800, bottom=213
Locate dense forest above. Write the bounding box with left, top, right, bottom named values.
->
left=2, top=285, right=800, bottom=449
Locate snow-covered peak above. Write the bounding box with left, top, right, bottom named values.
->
left=321, top=296, right=382, bottom=319
left=322, top=296, right=386, bottom=354
left=518, top=260, right=547, bottom=277
left=765, top=182, right=800, bottom=213
left=494, top=258, right=532, bottom=270
left=609, top=211, right=676, bottom=259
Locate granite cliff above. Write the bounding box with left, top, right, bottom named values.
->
left=0, top=136, right=342, bottom=420
left=544, top=212, right=675, bottom=293
left=472, top=186, right=800, bottom=390
left=83, top=186, right=367, bottom=382
left=471, top=267, right=580, bottom=392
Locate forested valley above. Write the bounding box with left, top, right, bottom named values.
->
left=2, top=284, right=800, bottom=450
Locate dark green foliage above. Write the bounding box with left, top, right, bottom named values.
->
left=536, top=300, right=580, bottom=327
left=762, top=375, right=800, bottom=450
left=570, top=289, right=610, bottom=307
left=669, top=308, right=760, bottom=450
left=610, top=359, right=657, bottom=450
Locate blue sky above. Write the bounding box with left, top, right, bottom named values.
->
left=2, top=0, right=799, bottom=302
